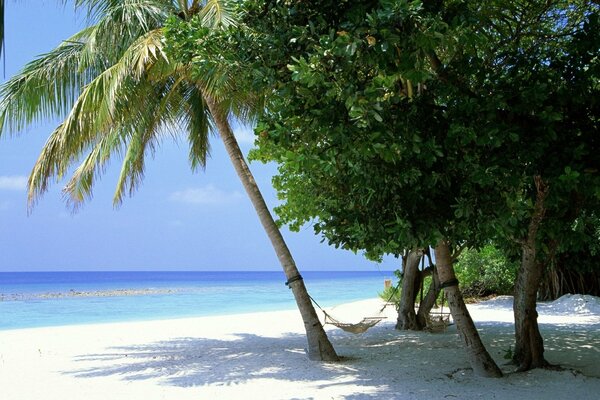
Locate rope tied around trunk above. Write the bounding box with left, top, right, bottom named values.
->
left=439, top=278, right=459, bottom=289
left=284, top=274, right=391, bottom=334
left=285, top=274, right=303, bottom=288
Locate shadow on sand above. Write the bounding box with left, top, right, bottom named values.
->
left=61, top=318, right=600, bottom=399
left=64, top=330, right=398, bottom=399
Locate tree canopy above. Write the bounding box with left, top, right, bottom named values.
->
left=191, top=0, right=597, bottom=264
left=167, top=1, right=599, bottom=373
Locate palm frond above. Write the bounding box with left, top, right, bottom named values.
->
left=110, top=79, right=174, bottom=206
left=91, top=28, right=169, bottom=133
left=75, top=0, right=172, bottom=67
left=199, top=0, right=237, bottom=29
left=111, top=128, right=151, bottom=207
left=181, top=84, right=211, bottom=171
left=0, top=27, right=100, bottom=135
left=73, top=0, right=174, bottom=24
left=57, top=66, right=192, bottom=207
left=25, top=40, right=161, bottom=205
left=63, top=73, right=208, bottom=208
left=62, top=127, right=126, bottom=208
left=19, top=0, right=252, bottom=210
left=0, top=2, right=172, bottom=138
left=28, top=122, right=72, bottom=208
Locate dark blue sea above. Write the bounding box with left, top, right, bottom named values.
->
left=0, top=271, right=394, bottom=330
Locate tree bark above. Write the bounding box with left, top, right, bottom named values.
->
left=416, top=265, right=441, bottom=328
left=513, top=176, right=549, bottom=371
left=395, top=250, right=423, bottom=330
left=435, top=240, right=503, bottom=377
left=205, top=96, right=339, bottom=361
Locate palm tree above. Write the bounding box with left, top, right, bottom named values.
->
left=0, top=0, right=338, bottom=361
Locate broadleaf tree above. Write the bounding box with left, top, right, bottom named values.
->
left=170, top=0, right=600, bottom=375
left=185, top=0, right=507, bottom=377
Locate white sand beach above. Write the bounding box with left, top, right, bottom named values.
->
left=1, top=295, right=599, bottom=400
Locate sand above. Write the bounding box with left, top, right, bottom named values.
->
left=1, top=295, right=599, bottom=399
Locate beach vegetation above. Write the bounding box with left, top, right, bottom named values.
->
left=0, top=0, right=338, bottom=362
left=187, top=0, right=507, bottom=377
left=166, top=0, right=600, bottom=376
left=2, top=0, right=599, bottom=378
left=378, top=285, right=402, bottom=304
left=454, top=245, right=518, bottom=298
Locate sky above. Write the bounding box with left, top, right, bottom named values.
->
left=0, top=2, right=396, bottom=272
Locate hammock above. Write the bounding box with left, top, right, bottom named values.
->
left=323, top=311, right=387, bottom=334
left=424, top=311, right=452, bottom=333
left=285, top=273, right=391, bottom=334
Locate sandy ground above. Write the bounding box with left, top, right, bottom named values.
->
left=1, top=295, right=599, bottom=400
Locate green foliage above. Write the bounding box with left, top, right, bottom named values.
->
left=455, top=245, right=518, bottom=297
left=379, top=285, right=402, bottom=304
left=171, top=0, right=600, bottom=278
left=378, top=269, right=403, bottom=303
left=238, top=0, right=499, bottom=257
left=245, top=0, right=599, bottom=265
left=0, top=1, right=251, bottom=210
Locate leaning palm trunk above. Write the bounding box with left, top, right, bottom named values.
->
left=205, top=95, right=339, bottom=362
left=0, top=0, right=338, bottom=362
left=435, top=240, right=502, bottom=377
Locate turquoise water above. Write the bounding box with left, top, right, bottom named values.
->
left=0, top=271, right=394, bottom=330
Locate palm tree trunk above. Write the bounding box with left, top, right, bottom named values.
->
left=204, top=95, right=339, bottom=361
left=435, top=240, right=503, bottom=377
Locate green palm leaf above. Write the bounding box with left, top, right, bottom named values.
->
left=3, top=0, right=338, bottom=360
left=2, top=0, right=249, bottom=208
left=0, top=28, right=98, bottom=133
left=199, top=0, right=236, bottom=29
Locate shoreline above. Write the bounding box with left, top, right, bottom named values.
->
left=1, top=297, right=599, bottom=400
left=0, top=297, right=385, bottom=333
left=0, top=292, right=386, bottom=333
left=0, top=302, right=305, bottom=333
left=0, top=287, right=183, bottom=301
left=0, top=270, right=393, bottom=330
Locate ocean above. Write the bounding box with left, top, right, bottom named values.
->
left=0, top=270, right=395, bottom=330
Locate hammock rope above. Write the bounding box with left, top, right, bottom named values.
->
left=285, top=273, right=395, bottom=334
left=322, top=312, right=387, bottom=334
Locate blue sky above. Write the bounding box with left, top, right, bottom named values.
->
left=0, top=3, right=396, bottom=272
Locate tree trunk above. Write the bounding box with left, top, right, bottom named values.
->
left=513, top=176, right=549, bottom=371
left=395, top=250, right=423, bottom=330
left=205, top=96, right=338, bottom=361
left=435, top=240, right=503, bottom=378
left=416, top=265, right=441, bottom=328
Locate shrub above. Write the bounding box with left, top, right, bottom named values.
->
left=379, top=270, right=402, bottom=303
left=454, top=245, right=518, bottom=297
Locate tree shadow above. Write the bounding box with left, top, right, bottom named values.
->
left=475, top=320, right=600, bottom=378
left=60, top=319, right=600, bottom=398
left=63, top=330, right=397, bottom=398
left=541, top=323, right=600, bottom=377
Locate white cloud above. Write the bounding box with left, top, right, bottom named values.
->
left=0, top=175, right=27, bottom=191
left=169, top=185, right=244, bottom=205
